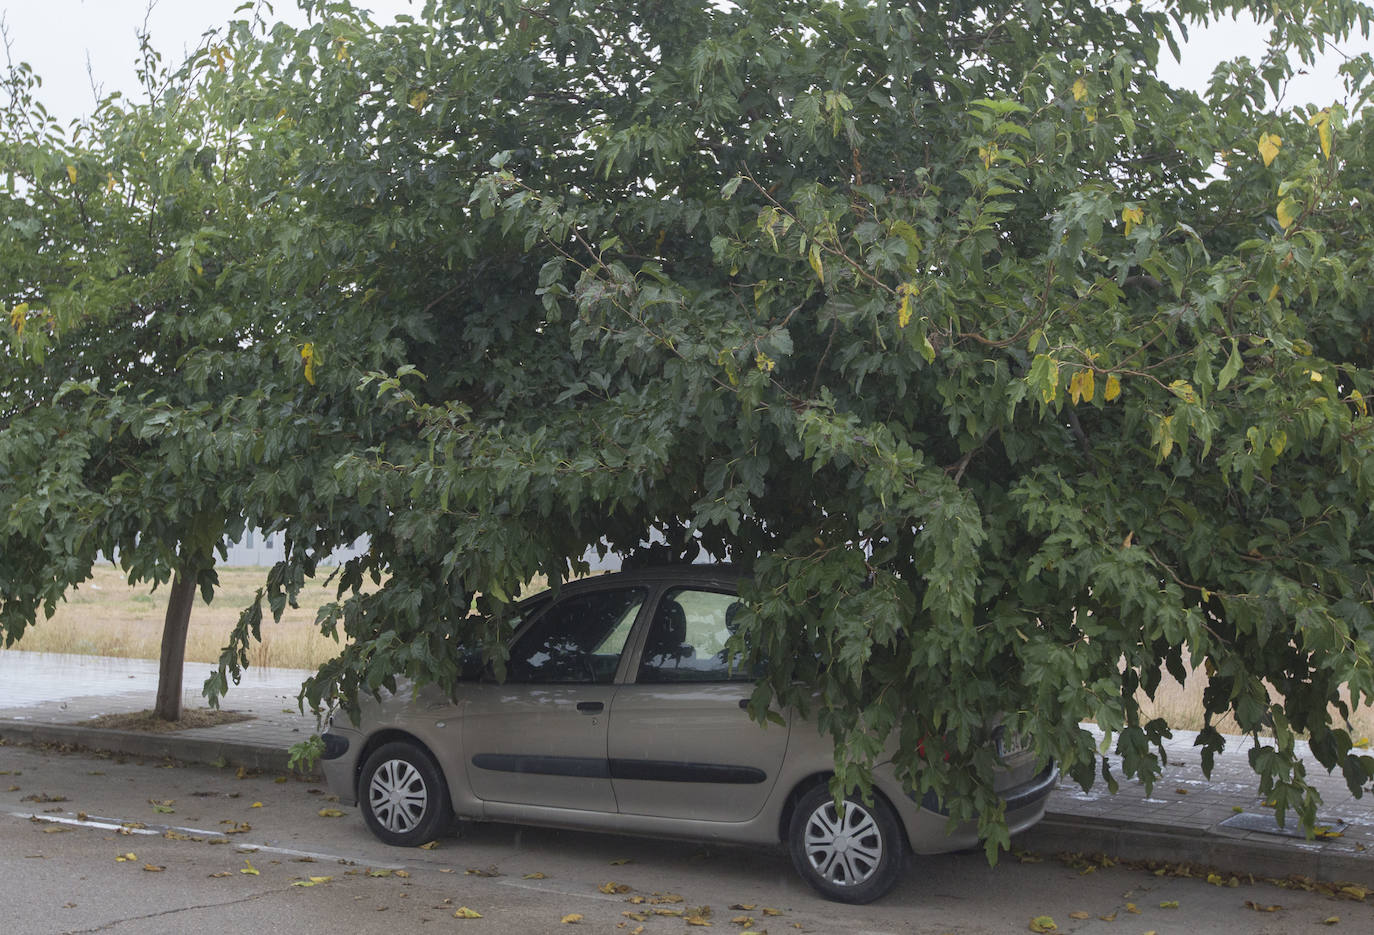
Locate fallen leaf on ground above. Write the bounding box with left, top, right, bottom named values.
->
left=1245, top=901, right=1283, bottom=912
left=250, top=802, right=263, bottom=809
left=523, top=872, right=548, bottom=879
left=1097, top=913, right=1116, bottom=921
left=1323, top=916, right=1340, bottom=924
left=240, top=859, right=259, bottom=875
left=317, top=808, right=343, bottom=818
left=209, top=871, right=232, bottom=878
left=610, top=857, right=632, bottom=865
left=419, top=841, right=439, bottom=850
left=732, top=916, right=755, bottom=926
left=599, top=881, right=632, bottom=894
left=41, top=826, right=70, bottom=834
left=1028, top=917, right=1057, bottom=933
left=730, top=904, right=757, bottom=911
left=561, top=913, right=583, bottom=924
left=453, top=907, right=482, bottom=919
left=761, top=908, right=782, bottom=917
left=1160, top=900, right=1179, bottom=908
left=115, top=853, right=138, bottom=863
left=143, top=864, right=165, bottom=872
left=466, top=865, right=501, bottom=877
left=1125, top=903, right=1141, bottom=914
left=624, top=911, right=648, bottom=922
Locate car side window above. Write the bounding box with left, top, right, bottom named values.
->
left=637, top=588, right=757, bottom=683
left=504, top=587, right=647, bottom=684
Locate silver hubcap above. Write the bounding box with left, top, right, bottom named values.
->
left=368, top=758, right=428, bottom=834
left=803, top=799, right=884, bottom=887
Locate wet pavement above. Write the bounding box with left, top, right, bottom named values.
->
left=1, top=649, right=1371, bottom=887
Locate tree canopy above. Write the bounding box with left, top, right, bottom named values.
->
left=4, top=0, right=1374, bottom=851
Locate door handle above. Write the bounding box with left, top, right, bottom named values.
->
left=577, top=701, right=604, bottom=714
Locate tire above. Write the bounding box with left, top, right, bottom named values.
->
left=358, top=740, right=452, bottom=847
left=787, top=784, right=906, bottom=903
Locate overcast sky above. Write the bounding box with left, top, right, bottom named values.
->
left=0, top=0, right=1364, bottom=125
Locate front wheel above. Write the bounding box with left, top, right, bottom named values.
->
left=358, top=740, right=452, bottom=847
left=787, top=785, right=906, bottom=903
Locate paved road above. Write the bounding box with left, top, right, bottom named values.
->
left=2, top=743, right=1369, bottom=934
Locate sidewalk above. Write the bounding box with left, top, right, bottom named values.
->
left=1, top=649, right=1371, bottom=887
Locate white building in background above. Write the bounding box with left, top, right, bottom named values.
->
left=219, top=531, right=370, bottom=568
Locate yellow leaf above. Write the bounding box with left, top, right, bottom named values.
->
left=1072, top=77, right=1086, bottom=101
left=9, top=302, right=29, bottom=334
left=898, top=291, right=912, bottom=328
left=1104, top=373, right=1121, bottom=401
left=250, top=802, right=263, bottom=808
left=1277, top=197, right=1299, bottom=230
left=409, top=90, right=428, bottom=111
left=66, top=164, right=77, bottom=184
left=1069, top=369, right=1095, bottom=404
left=453, top=907, right=483, bottom=919
left=1309, top=108, right=1333, bottom=159
left=115, top=852, right=138, bottom=863
left=301, top=342, right=318, bottom=386
left=1121, top=205, right=1144, bottom=236
left=1160, top=900, right=1179, bottom=908
left=240, top=860, right=259, bottom=876
left=609, top=857, right=631, bottom=866
left=419, top=840, right=439, bottom=849
left=1354, top=735, right=1370, bottom=748
left=599, top=881, right=632, bottom=894
left=143, top=864, right=165, bottom=872
left=106, top=172, right=116, bottom=191
left=1245, top=900, right=1283, bottom=912
left=1029, top=916, right=1058, bottom=933
left=1324, top=916, right=1340, bottom=924
left=523, top=872, right=547, bottom=879
left=1098, top=913, right=1117, bottom=922
left=808, top=243, right=824, bottom=284
left=685, top=916, right=713, bottom=927
left=561, top=913, right=584, bottom=924
left=317, top=808, right=342, bottom=817
left=1267, top=284, right=1280, bottom=302
left=1168, top=379, right=1197, bottom=403
left=1257, top=133, right=1282, bottom=167
left=1126, top=902, right=1141, bottom=914
left=761, top=908, right=782, bottom=916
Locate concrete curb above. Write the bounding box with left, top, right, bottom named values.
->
left=0, top=719, right=300, bottom=773
left=1019, top=814, right=1374, bottom=887
left=5, top=716, right=1372, bottom=890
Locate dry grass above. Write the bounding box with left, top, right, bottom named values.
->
left=1134, top=662, right=1374, bottom=742
left=10, top=565, right=1373, bottom=740
left=8, top=564, right=344, bottom=671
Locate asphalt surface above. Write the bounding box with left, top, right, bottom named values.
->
left=2, top=649, right=1372, bottom=889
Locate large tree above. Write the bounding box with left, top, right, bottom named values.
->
left=5, top=0, right=1374, bottom=849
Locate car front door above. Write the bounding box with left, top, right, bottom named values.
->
left=607, top=587, right=790, bottom=822
left=462, top=585, right=648, bottom=813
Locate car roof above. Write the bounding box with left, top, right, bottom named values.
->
left=533, top=564, right=742, bottom=598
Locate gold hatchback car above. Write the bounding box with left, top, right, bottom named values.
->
left=319, top=566, right=1055, bottom=903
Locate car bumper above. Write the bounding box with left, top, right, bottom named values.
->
left=903, top=762, right=1059, bottom=853
left=319, top=726, right=364, bottom=807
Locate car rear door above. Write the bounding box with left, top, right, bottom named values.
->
left=607, top=586, right=791, bottom=821
left=461, top=584, right=648, bottom=813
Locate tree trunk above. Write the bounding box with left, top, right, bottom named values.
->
left=153, top=570, right=199, bottom=722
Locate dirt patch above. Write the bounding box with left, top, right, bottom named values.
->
left=78, top=709, right=255, bottom=732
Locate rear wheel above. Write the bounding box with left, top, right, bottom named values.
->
left=358, top=740, right=451, bottom=847
left=787, top=785, right=905, bottom=903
